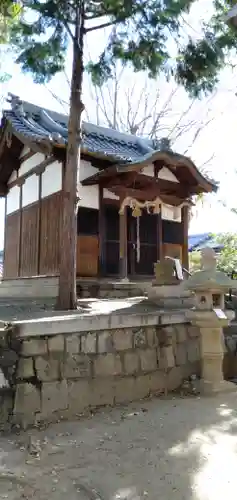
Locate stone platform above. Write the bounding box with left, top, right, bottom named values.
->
left=0, top=301, right=201, bottom=429
left=0, top=276, right=148, bottom=301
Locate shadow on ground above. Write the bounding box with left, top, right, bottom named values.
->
left=1, top=393, right=237, bottom=499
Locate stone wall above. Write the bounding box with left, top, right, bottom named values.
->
left=1, top=317, right=200, bottom=428
left=0, top=277, right=59, bottom=298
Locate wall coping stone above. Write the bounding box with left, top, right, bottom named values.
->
left=13, top=310, right=189, bottom=338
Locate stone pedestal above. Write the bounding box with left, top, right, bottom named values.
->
left=185, top=247, right=237, bottom=395
left=186, top=309, right=235, bottom=394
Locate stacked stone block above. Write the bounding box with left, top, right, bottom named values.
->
left=12, top=323, right=200, bottom=427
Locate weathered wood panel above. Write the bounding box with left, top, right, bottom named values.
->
left=4, top=212, right=20, bottom=278
left=39, top=192, right=62, bottom=275
left=77, top=235, right=99, bottom=276
left=162, top=243, right=182, bottom=261
left=20, top=204, right=39, bottom=276
left=162, top=219, right=183, bottom=245
left=181, top=205, right=189, bottom=270
left=104, top=204, right=119, bottom=275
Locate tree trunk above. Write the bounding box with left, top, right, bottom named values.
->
left=56, top=2, right=84, bottom=310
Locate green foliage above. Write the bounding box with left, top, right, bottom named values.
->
left=189, top=233, right=237, bottom=275
left=189, top=250, right=201, bottom=272
left=0, top=1, right=21, bottom=43
left=177, top=1, right=237, bottom=96
left=214, top=233, right=237, bottom=274
left=3, top=0, right=237, bottom=96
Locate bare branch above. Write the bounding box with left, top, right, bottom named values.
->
left=44, top=85, right=69, bottom=112
left=183, top=117, right=214, bottom=155
left=199, top=153, right=215, bottom=172
left=167, top=98, right=195, bottom=139
left=85, top=20, right=116, bottom=33
left=47, top=62, right=217, bottom=170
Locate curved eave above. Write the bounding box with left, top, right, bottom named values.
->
left=0, top=121, right=218, bottom=194
left=117, top=150, right=217, bottom=194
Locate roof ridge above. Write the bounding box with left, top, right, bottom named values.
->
left=6, top=93, right=159, bottom=150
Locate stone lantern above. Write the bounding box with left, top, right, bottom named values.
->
left=185, top=247, right=237, bottom=394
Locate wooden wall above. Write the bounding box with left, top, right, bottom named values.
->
left=20, top=204, right=39, bottom=276
left=39, top=192, right=62, bottom=275
left=3, top=193, right=187, bottom=279
left=4, top=192, right=62, bottom=279
left=4, top=212, right=20, bottom=278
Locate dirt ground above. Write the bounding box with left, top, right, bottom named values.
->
left=1, top=392, right=237, bottom=500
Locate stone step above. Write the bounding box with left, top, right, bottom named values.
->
left=77, top=281, right=146, bottom=299
left=151, top=296, right=194, bottom=309
left=139, top=282, right=194, bottom=309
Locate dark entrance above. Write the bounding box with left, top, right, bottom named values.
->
left=103, top=204, right=158, bottom=277
left=103, top=204, right=120, bottom=275
left=128, top=209, right=158, bottom=276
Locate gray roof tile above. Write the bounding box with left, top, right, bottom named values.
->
left=0, top=95, right=217, bottom=193
left=3, top=95, right=169, bottom=163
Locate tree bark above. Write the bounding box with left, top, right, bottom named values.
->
left=56, top=1, right=84, bottom=310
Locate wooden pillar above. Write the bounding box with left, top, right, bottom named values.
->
left=98, top=185, right=105, bottom=276
left=119, top=198, right=128, bottom=280
left=182, top=205, right=189, bottom=271
left=17, top=181, right=23, bottom=277
left=157, top=206, right=163, bottom=262
left=36, top=171, right=42, bottom=275
left=2, top=196, right=7, bottom=279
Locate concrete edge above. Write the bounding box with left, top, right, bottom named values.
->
left=13, top=310, right=189, bottom=338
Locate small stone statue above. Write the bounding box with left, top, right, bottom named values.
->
left=200, top=247, right=217, bottom=271
left=154, top=259, right=178, bottom=285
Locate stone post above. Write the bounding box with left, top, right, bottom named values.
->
left=185, top=247, right=237, bottom=394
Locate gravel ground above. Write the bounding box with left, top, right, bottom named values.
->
left=1, top=392, right=237, bottom=500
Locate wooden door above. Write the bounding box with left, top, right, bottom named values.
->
left=77, top=235, right=99, bottom=276
left=104, top=204, right=120, bottom=275
left=77, top=207, right=99, bottom=277
left=128, top=210, right=158, bottom=276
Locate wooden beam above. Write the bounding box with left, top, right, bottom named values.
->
left=18, top=184, right=23, bottom=277
left=0, top=184, right=8, bottom=196
left=2, top=196, right=7, bottom=278
left=36, top=170, right=42, bottom=275
left=157, top=209, right=163, bottom=262
left=102, top=197, right=119, bottom=206
left=110, top=185, right=161, bottom=201
left=119, top=197, right=128, bottom=279
left=103, top=173, right=191, bottom=198
left=110, top=184, right=190, bottom=209
left=12, top=130, right=53, bottom=156
left=98, top=185, right=106, bottom=276
left=19, top=150, right=35, bottom=165
left=182, top=205, right=189, bottom=271
left=8, top=156, right=55, bottom=188
left=0, top=122, right=10, bottom=161
left=102, top=171, right=138, bottom=188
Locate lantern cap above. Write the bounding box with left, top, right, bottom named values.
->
left=185, top=247, right=236, bottom=291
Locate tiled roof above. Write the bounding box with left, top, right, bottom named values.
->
left=1, top=94, right=217, bottom=193
left=188, top=233, right=224, bottom=251
left=3, top=94, right=171, bottom=164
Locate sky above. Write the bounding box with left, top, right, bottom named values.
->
left=1, top=0, right=237, bottom=247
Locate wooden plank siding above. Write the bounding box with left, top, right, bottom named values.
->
left=4, top=191, right=62, bottom=278
left=76, top=235, right=99, bottom=276
left=4, top=212, right=20, bottom=278
left=39, top=191, right=62, bottom=275
left=20, top=203, right=39, bottom=276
